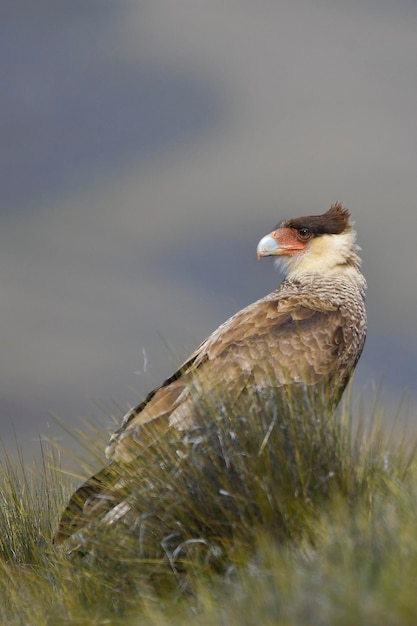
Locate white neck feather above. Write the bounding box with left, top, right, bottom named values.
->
left=274, top=230, right=365, bottom=286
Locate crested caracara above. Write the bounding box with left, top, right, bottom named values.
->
left=54, top=201, right=367, bottom=543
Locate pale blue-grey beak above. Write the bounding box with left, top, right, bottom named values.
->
left=257, top=233, right=280, bottom=258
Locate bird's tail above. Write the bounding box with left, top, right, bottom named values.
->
left=53, top=465, right=129, bottom=544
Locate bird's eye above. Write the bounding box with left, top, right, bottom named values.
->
left=297, top=228, right=312, bottom=241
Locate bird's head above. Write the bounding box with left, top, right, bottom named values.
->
left=257, top=202, right=362, bottom=279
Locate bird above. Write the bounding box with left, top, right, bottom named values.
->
left=54, top=202, right=367, bottom=544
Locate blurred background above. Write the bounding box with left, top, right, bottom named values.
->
left=2, top=0, right=417, bottom=464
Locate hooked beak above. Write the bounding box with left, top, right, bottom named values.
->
left=256, top=233, right=281, bottom=258
left=257, top=228, right=307, bottom=258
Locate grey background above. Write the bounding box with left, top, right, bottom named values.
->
left=2, top=0, right=417, bottom=464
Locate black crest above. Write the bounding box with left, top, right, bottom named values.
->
left=280, top=202, right=351, bottom=235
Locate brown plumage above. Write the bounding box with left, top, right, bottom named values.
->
left=54, top=202, right=366, bottom=543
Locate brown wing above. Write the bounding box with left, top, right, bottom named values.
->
left=107, top=294, right=347, bottom=463
left=54, top=294, right=349, bottom=543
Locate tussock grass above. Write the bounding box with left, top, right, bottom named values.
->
left=1, top=387, right=417, bottom=625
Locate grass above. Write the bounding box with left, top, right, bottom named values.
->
left=1, top=386, right=417, bottom=625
